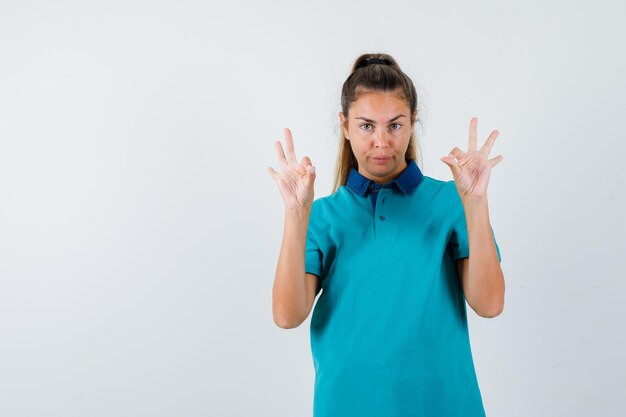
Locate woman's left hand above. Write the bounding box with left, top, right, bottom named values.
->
left=440, top=117, right=503, bottom=198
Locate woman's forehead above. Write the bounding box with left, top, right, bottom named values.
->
left=350, top=90, right=411, bottom=118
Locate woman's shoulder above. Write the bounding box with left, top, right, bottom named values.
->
left=417, top=175, right=457, bottom=196
left=414, top=176, right=464, bottom=217
left=310, top=186, right=348, bottom=211
left=309, top=185, right=365, bottom=223
left=306, top=188, right=346, bottom=232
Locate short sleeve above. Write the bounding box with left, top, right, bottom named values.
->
left=305, top=218, right=323, bottom=278
left=449, top=212, right=502, bottom=263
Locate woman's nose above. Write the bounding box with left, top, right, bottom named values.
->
left=374, top=130, right=389, bottom=148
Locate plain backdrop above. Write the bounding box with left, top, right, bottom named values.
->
left=1, top=0, right=625, bottom=416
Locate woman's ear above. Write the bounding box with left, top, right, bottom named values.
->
left=338, top=112, right=349, bottom=140
left=412, top=110, right=418, bottom=126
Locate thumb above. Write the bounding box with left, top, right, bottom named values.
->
left=305, top=164, right=316, bottom=187
left=300, top=156, right=316, bottom=187
left=440, top=154, right=462, bottom=178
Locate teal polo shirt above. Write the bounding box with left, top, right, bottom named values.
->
left=305, top=159, right=501, bottom=417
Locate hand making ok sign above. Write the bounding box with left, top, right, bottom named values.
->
left=266, top=128, right=317, bottom=209
left=440, top=117, right=504, bottom=198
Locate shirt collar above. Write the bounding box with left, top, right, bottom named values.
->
left=346, top=159, right=423, bottom=197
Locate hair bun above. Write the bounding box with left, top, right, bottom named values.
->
left=355, top=57, right=393, bottom=70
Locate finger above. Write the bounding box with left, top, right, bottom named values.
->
left=293, top=155, right=314, bottom=176
left=274, top=141, right=288, bottom=170
left=283, top=128, right=298, bottom=164
left=480, top=130, right=499, bottom=156
left=489, top=155, right=504, bottom=167
left=304, top=164, right=316, bottom=188
left=291, top=156, right=306, bottom=176
left=441, top=154, right=462, bottom=179
left=450, top=147, right=465, bottom=159
left=448, top=149, right=468, bottom=169
left=300, top=156, right=312, bottom=169
left=468, top=117, right=478, bottom=152
left=266, top=166, right=281, bottom=181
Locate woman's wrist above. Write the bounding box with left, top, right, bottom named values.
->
left=285, top=205, right=312, bottom=220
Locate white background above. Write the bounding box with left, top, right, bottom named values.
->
left=1, top=1, right=625, bottom=416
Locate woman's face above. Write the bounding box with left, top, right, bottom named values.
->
left=339, top=90, right=415, bottom=185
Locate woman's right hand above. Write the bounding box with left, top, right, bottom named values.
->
left=266, top=128, right=316, bottom=210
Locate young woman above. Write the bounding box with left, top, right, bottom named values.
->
left=267, top=53, right=505, bottom=417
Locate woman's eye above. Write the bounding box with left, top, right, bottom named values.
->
left=361, top=123, right=373, bottom=131
left=390, top=123, right=402, bottom=130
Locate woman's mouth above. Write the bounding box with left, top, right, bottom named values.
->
left=372, top=156, right=390, bottom=164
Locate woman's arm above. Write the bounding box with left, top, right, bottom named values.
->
left=441, top=117, right=505, bottom=318
left=456, top=196, right=505, bottom=318
left=272, top=207, right=320, bottom=328
left=267, top=128, right=319, bottom=329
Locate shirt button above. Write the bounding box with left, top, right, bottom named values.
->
left=379, top=215, right=386, bottom=221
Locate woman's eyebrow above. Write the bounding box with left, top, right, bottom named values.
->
left=355, top=114, right=407, bottom=123
left=388, top=114, right=407, bottom=122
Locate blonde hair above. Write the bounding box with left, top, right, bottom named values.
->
left=332, top=53, right=422, bottom=193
